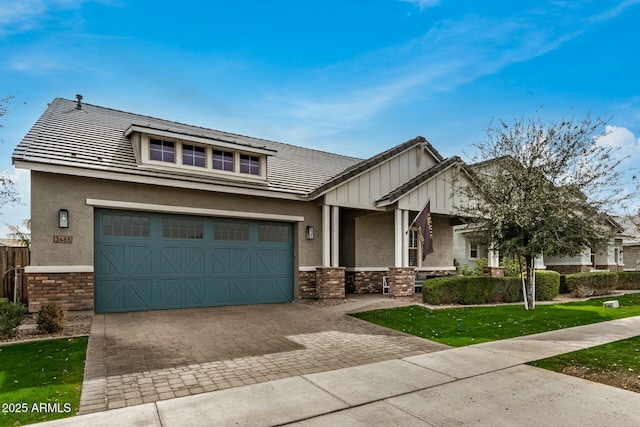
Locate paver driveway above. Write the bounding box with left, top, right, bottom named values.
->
left=79, top=296, right=448, bottom=414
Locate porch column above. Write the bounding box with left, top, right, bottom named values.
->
left=322, top=204, right=330, bottom=267
left=484, top=248, right=504, bottom=277
left=488, top=248, right=500, bottom=267
left=331, top=205, right=340, bottom=267
left=394, top=209, right=403, bottom=267
left=402, top=209, right=409, bottom=267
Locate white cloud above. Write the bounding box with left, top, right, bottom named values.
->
left=597, top=125, right=640, bottom=160
left=399, top=0, right=440, bottom=11
left=0, top=0, right=116, bottom=35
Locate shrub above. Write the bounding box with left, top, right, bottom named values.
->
left=422, top=271, right=559, bottom=305
left=615, top=272, right=640, bottom=290
left=36, top=304, right=66, bottom=333
left=565, top=272, right=618, bottom=298
left=535, top=270, right=561, bottom=301
left=0, top=298, right=27, bottom=337
left=460, top=257, right=488, bottom=276
left=501, top=255, right=525, bottom=277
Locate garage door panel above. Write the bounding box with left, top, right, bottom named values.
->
left=127, top=279, right=154, bottom=310
left=95, top=210, right=294, bottom=313
left=97, top=244, right=126, bottom=275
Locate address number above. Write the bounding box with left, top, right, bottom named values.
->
left=53, top=235, right=73, bottom=244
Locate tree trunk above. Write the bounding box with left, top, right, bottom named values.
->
left=525, top=255, right=536, bottom=310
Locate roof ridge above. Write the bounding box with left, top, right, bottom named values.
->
left=54, top=97, right=362, bottom=162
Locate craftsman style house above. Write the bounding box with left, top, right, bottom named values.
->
left=13, top=97, right=474, bottom=313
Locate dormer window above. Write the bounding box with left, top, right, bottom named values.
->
left=213, top=150, right=234, bottom=172
left=240, top=154, right=260, bottom=175
left=128, top=125, right=274, bottom=182
left=150, top=139, right=175, bottom=163
left=183, top=144, right=206, bottom=168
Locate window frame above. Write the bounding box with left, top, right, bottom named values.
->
left=141, top=134, right=267, bottom=180
left=469, top=242, right=481, bottom=259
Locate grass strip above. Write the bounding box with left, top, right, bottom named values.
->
left=0, top=337, right=88, bottom=426
left=350, top=293, right=640, bottom=347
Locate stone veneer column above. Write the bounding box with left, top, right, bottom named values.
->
left=388, top=267, right=415, bottom=297
left=316, top=267, right=346, bottom=299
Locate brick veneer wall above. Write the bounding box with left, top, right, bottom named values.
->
left=316, top=267, right=346, bottom=299
left=298, top=270, right=317, bottom=299
left=28, top=272, right=94, bottom=313
left=546, top=265, right=591, bottom=275
left=354, top=271, right=387, bottom=293
left=595, top=265, right=621, bottom=272
left=388, top=267, right=415, bottom=297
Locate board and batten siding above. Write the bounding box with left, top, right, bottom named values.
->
left=397, top=166, right=472, bottom=214
left=323, top=145, right=439, bottom=209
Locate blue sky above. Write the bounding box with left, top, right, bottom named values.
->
left=1, top=0, right=640, bottom=236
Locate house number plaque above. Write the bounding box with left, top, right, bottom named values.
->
left=53, top=235, right=73, bottom=244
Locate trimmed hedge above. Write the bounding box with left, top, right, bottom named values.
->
left=565, top=272, right=618, bottom=297
left=615, top=271, right=640, bottom=290
left=422, top=271, right=560, bottom=305
left=535, top=270, right=561, bottom=301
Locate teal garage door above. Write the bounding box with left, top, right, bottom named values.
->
left=94, top=209, right=294, bottom=313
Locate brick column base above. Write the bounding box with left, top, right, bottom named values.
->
left=388, top=267, right=415, bottom=297
left=546, top=265, right=591, bottom=274
left=483, top=267, right=505, bottom=278
left=316, top=267, right=346, bottom=299
left=298, top=270, right=317, bottom=299
left=27, top=271, right=94, bottom=313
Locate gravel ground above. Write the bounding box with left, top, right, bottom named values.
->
left=0, top=312, right=92, bottom=345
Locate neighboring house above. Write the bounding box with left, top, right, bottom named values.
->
left=616, top=216, right=640, bottom=272
left=453, top=223, right=624, bottom=275
left=12, top=97, right=473, bottom=313
left=451, top=158, right=624, bottom=275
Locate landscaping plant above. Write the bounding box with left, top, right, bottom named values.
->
left=0, top=297, right=27, bottom=337
left=36, top=304, right=67, bottom=333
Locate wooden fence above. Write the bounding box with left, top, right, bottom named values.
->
left=0, top=246, right=30, bottom=304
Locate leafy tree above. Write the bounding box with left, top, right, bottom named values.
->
left=457, top=111, right=626, bottom=310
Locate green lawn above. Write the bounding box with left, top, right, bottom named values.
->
left=529, top=335, right=640, bottom=373
left=351, top=293, right=640, bottom=347
left=528, top=336, right=640, bottom=392
left=0, top=337, right=88, bottom=427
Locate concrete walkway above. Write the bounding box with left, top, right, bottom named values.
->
left=34, top=315, right=640, bottom=426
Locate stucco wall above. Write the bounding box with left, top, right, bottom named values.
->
left=30, top=172, right=323, bottom=266
left=353, top=211, right=454, bottom=268
left=354, top=211, right=395, bottom=267
left=422, top=215, right=454, bottom=268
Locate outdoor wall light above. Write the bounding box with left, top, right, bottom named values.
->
left=58, top=209, right=69, bottom=228
left=306, top=225, right=314, bottom=240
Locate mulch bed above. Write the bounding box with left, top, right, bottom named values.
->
left=0, top=312, right=92, bottom=345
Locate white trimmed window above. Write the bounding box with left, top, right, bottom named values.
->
left=408, top=228, right=419, bottom=267
left=213, top=150, right=234, bottom=172
left=141, top=134, right=267, bottom=180
left=240, top=154, right=260, bottom=175
left=469, top=242, right=481, bottom=259
left=150, top=139, right=175, bottom=163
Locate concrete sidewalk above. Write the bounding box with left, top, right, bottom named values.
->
left=34, top=316, right=640, bottom=426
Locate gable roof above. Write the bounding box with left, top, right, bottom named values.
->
left=307, top=136, right=444, bottom=199
left=12, top=98, right=362, bottom=196
left=375, top=156, right=468, bottom=206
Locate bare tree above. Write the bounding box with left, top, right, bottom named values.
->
left=0, top=95, right=19, bottom=212
left=458, top=111, right=627, bottom=310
